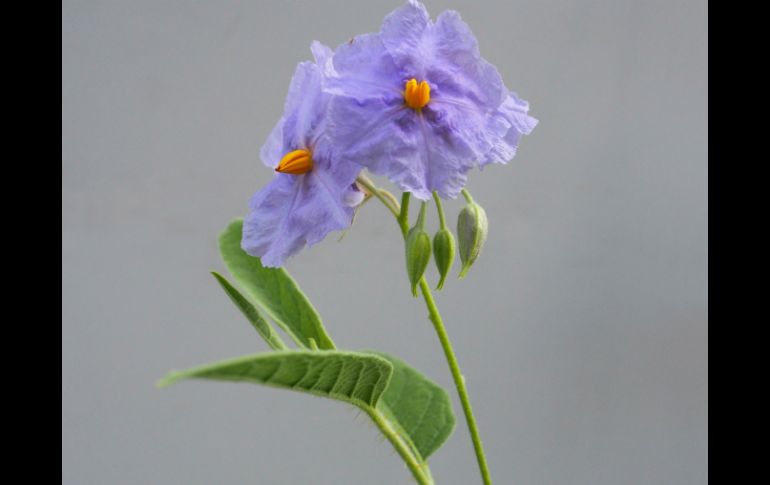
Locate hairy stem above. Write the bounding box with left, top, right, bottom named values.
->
left=366, top=409, right=434, bottom=485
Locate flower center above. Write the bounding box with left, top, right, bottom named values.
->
left=275, top=149, right=313, bottom=174
left=403, top=78, right=430, bottom=110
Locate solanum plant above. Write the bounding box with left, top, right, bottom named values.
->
left=159, top=2, right=536, bottom=483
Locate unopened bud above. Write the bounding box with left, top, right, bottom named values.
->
left=405, top=203, right=431, bottom=296
left=457, top=192, right=488, bottom=279
left=432, top=228, right=455, bottom=290
left=405, top=227, right=431, bottom=296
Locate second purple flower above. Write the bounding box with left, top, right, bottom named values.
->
left=323, top=0, right=537, bottom=200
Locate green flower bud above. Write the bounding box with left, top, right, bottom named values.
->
left=405, top=202, right=432, bottom=296
left=432, top=228, right=455, bottom=290
left=405, top=226, right=431, bottom=296
left=457, top=191, right=488, bottom=279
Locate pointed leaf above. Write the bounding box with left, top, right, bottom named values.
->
left=158, top=351, right=392, bottom=408
left=159, top=350, right=456, bottom=480
left=375, top=352, right=456, bottom=459
left=211, top=272, right=287, bottom=350
left=218, top=219, right=335, bottom=350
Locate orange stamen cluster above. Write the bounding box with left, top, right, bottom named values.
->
left=404, top=78, right=430, bottom=110
left=275, top=149, right=313, bottom=174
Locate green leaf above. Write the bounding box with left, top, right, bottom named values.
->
left=211, top=272, right=287, bottom=351
left=158, top=351, right=454, bottom=483
left=158, top=351, right=391, bottom=408
left=218, top=219, right=335, bottom=350
left=157, top=351, right=455, bottom=458
left=375, top=352, right=456, bottom=459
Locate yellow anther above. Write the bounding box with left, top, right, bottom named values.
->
left=404, top=78, right=430, bottom=110
left=275, top=149, right=313, bottom=174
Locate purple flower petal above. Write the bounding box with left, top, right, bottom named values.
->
left=379, top=0, right=431, bottom=77
left=479, top=91, right=539, bottom=166
left=260, top=42, right=334, bottom=169
left=324, top=34, right=402, bottom=101
left=324, top=0, right=536, bottom=199
left=242, top=165, right=357, bottom=267
left=244, top=43, right=360, bottom=266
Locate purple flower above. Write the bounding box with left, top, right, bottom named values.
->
left=324, top=0, right=537, bottom=200
left=242, top=42, right=362, bottom=267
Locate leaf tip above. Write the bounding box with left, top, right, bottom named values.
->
left=156, top=371, right=184, bottom=389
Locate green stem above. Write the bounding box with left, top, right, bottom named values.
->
left=417, top=278, right=491, bottom=485
left=392, top=190, right=493, bottom=484
left=366, top=409, right=434, bottom=485
left=432, top=191, right=448, bottom=230
left=356, top=175, right=400, bottom=218
left=461, top=189, right=474, bottom=204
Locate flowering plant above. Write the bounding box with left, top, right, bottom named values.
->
left=159, top=2, right=536, bottom=483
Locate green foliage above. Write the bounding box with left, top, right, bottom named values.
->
left=158, top=349, right=455, bottom=466
left=375, top=352, right=456, bottom=459
left=160, top=219, right=458, bottom=483
left=218, top=219, right=335, bottom=349
left=158, top=351, right=391, bottom=408
left=211, top=272, right=287, bottom=350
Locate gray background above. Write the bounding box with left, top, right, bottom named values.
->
left=62, top=0, right=708, bottom=484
